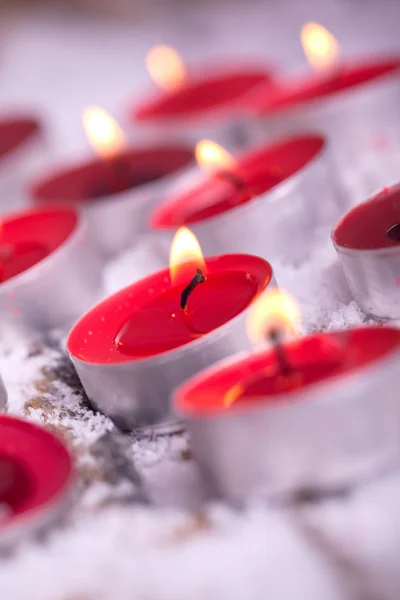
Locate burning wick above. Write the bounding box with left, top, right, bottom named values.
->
left=180, top=268, right=206, bottom=312
left=268, top=326, right=292, bottom=376
left=215, top=169, right=246, bottom=192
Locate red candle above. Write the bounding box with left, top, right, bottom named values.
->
left=332, top=184, right=400, bottom=319
left=129, top=46, right=273, bottom=148
left=0, top=415, right=73, bottom=541
left=175, top=319, right=400, bottom=502
left=67, top=227, right=275, bottom=432
left=0, top=207, right=77, bottom=283
left=68, top=253, right=272, bottom=361
left=150, top=135, right=324, bottom=228
left=30, top=107, right=195, bottom=258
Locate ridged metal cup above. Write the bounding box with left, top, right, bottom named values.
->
left=67, top=257, right=276, bottom=434
left=0, top=207, right=103, bottom=343
left=175, top=328, right=400, bottom=504
left=151, top=134, right=349, bottom=266
left=251, top=59, right=400, bottom=202
left=333, top=184, right=400, bottom=320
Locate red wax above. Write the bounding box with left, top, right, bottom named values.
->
left=248, top=58, right=400, bottom=114
left=175, top=327, right=400, bottom=415
left=0, top=415, right=73, bottom=526
left=0, top=116, right=40, bottom=159
left=333, top=185, right=400, bottom=250
left=131, top=67, right=272, bottom=122
left=151, top=135, right=324, bottom=227
left=0, top=207, right=77, bottom=283
left=31, top=145, right=194, bottom=204
left=67, top=254, right=273, bottom=362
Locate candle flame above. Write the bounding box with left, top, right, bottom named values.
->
left=247, top=287, right=301, bottom=347
left=195, top=140, right=237, bottom=173
left=82, top=106, right=126, bottom=159
left=301, top=22, right=339, bottom=70
left=146, top=45, right=187, bottom=92
left=169, top=227, right=207, bottom=286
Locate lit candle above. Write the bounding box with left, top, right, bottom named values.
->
left=0, top=206, right=102, bottom=340
left=67, top=228, right=276, bottom=433
left=248, top=23, right=400, bottom=200
left=333, top=183, right=400, bottom=320
left=30, top=107, right=194, bottom=258
left=129, top=45, right=273, bottom=150
left=175, top=288, right=400, bottom=503
left=0, top=115, right=48, bottom=213
left=150, top=134, right=348, bottom=265
left=0, top=415, right=74, bottom=546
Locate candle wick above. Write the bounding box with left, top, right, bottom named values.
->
left=215, top=169, right=246, bottom=192
left=180, top=268, right=206, bottom=312
left=268, top=327, right=292, bottom=376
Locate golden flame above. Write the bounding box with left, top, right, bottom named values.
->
left=146, top=45, right=187, bottom=92
left=247, top=288, right=301, bottom=347
left=169, top=227, right=207, bottom=286
left=301, top=22, right=339, bottom=70
left=195, top=140, right=237, bottom=173
left=82, top=106, right=126, bottom=159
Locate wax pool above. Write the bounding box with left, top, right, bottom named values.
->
left=67, top=254, right=272, bottom=361
left=176, top=328, right=400, bottom=414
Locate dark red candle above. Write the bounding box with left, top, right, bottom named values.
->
left=0, top=207, right=77, bottom=284
left=31, top=145, right=194, bottom=204
left=151, top=135, right=324, bottom=228
left=0, top=415, right=73, bottom=534
left=248, top=57, right=400, bottom=115
left=175, top=327, right=400, bottom=414
left=68, top=253, right=273, bottom=361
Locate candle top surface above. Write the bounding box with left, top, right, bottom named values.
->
left=249, top=57, right=400, bottom=114
left=31, top=145, right=194, bottom=203
left=175, top=327, right=400, bottom=415
left=67, top=254, right=272, bottom=363
left=0, top=415, right=73, bottom=526
left=0, top=207, right=78, bottom=283
left=333, top=185, right=400, bottom=250
left=132, top=67, right=271, bottom=121
left=0, top=116, right=41, bottom=159
left=151, top=135, right=325, bottom=227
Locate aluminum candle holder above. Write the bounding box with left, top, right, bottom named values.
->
left=333, top=184, right=400, bottom=320
left=0, top=207, right=103, bottom=342
left=0, top=415, right=74, bottom=548
left=0, top=373, right=7, bottom=413
left=175, top=327, right=400, bottom=504
left=0, top=115, right=48, bottom=213
left=250, top=58, right=400, bottom=202
left=67, top=254, right=276, bottom=434
left=150, top=134, right=348, bottom=265
left=30, top=144, right=194, bottom=259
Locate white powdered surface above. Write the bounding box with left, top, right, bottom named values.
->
left=1, top=0, right=400, bottom=598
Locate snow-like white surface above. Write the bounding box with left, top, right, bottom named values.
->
left=1, top=1, right=400, bottom=598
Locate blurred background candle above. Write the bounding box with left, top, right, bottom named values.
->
left=30, top=106, right=194, bottom=258
left=247, top=22, right=400, bottom=201
left=129, top=44, right=273, bottom=150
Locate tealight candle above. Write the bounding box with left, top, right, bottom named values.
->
left=129, top=45, right=273, bottom=150
left=332, top=183, right=400, bottom=320
left=67, top=228, right=275, bottom=433
left=0, top=115, right=48, bottom=213
left=247, top=23, right=400, bottom=200
left=0, top=206, right=102, bottom=340
left=0, top=415, right=74, bottom=547
left=30, top=107, right=194, bottom=258
left=175, top=289, right=400, bottom=504
left=150, top=134, right=348, bottom=264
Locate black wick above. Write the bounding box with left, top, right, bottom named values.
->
left=215, top=169, right=247, bottom=192
left=180, top=268, right=206, bottom=312
left=268, top=327, right=292, bottom=376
